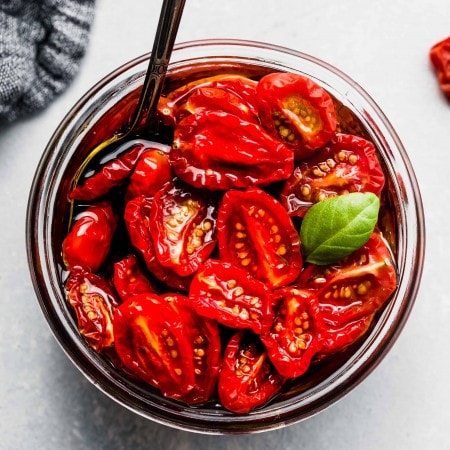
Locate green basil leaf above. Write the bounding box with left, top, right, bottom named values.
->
left=300, top=192, right=380, bottom=265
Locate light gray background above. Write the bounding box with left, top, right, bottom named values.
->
left=1, top=0, right=448, bottom=449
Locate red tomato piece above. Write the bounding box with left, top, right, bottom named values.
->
left=162, top=294, right=221, bottom=404
left=189, top=259, right=274, bottom=335
left=69, top=140, right=159, bottom=201
left=158, top=74, right=259, bottom=125
left=66, top=268, right=119, bottom=352
left=260, top=287, right=324, bottom=378
left=430, top=36, right=450, bottom=100
left=149, top=183, right=217, bottom=277
left=297, top=232, right=397, bottom=354
left=123, top=195, right=191, bottom=291
left=113, top=254, right=156, bottom=301
left=62, top=202, right=117, bottom=272
left=218, top=331, right=285, bottom=413
left=280, top=133, right=386, bottom=217
left=125, top=148, right=173, bottom=201
left=178, top=87, right=259, bottom=123
left=217, top=187, right=302, bottom=288
left=170, top=110, right=294, bottom=190
left=113, top=293, right=196, bottom=399
left=257, top=72, right=337, bottom=159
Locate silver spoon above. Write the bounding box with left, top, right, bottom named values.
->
left=72, top=0, right=186, bottom=187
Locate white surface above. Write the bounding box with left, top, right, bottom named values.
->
left=1, top=1, right=449, bottom=449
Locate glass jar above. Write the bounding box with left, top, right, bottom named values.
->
left=26, top=39, right=425, bottom=434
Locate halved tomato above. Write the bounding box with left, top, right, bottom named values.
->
left=161, top=293, right=221, bottom=404
left=66, top=268, right=119, bottom=352
left=280, top=133, right=385, bottom=217
left=114, top=293, right=195, bottom=399
left=218, top=331, right=285, bottom=413
left=189, top=259, right=274, bottom=335
left=123, top=195, right=191, bottom=291
left=149, top=183, right=217, bottom=276
left=257, top=72, right=337, bottom=159
left=158, top=74, right=259, bottom=125
left=261, top=287, right=324, bottom=378
left=170, top=110, right=294, bottom=190
left=217, top=187, right=302, bottom=288
left=297, top=232, right=397, bottom=354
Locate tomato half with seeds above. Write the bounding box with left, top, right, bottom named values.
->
left=113, top=254, right=156, bottom=301
left=66, top=268, right=119, bottom=352
left=217, top=187, right=302, bottom=288
left=189, top=259, right=274, bottom=334
left=113, top=293, right=196, bottom=400
left=171, top=110, right=294, bottom=190
left=257, top=72, right=337, bottom=159
left=62, top=202, right=117, bottom=272
left=218, top=331, right=285, bottom=413
left=149, top=183, right=217, bottom=277
left=161, top=294, right=221, bottom=404
left=123, top=195, right=191, bottom=291
left=158, top=74, right=259, bottom=125
left=297, top=232, right=397, bottom=354
left=261, top=287, right=324, bottom=378
left=281, top=133, right=385, bottom=217
left=430, top=36, right=450, bottom=100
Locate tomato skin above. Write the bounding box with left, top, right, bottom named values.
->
left=280, top=133, right=385, bottom=217
left=297, top=232, right=397, bottom=354
left=171, top=110, right=294, bottom=190
left=430, top=36, right=450, bottom=100
left=260, top=287, right=324, bottom=378
left=217, top=187, right=302, bottom=288
left=113, top=254, right=156, bottom=301
left=189, top=259, right=274, bottom=335
left=123, top=195, right=191, bottom=291
left=161, top=294, right=221, bottom=404
left=113, top=293, right=196, bottom=399
left=158, top=74, right=259, bottom=126
left=125, top=148, right=173, bottom=201
left=257, top=72, right=337, bottom=159
left=62, top=202, right=117, bottom=272
left=65, top=268, right=119, bottom=352
left=69, top=140, right=152, bottom=201
left=218, top=331, right=285, bottom=413
left=149, top=183, right=217, bottom=277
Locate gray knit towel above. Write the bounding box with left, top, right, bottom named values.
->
left=0, top=0, right=95, bottom=124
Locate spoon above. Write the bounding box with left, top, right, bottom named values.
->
left=71, top=0, right=186, bottom=188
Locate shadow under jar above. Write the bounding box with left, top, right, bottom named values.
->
left=26, top=39, right=425, bottom=434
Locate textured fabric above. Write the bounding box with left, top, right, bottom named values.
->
left=0, top=0, right=95, bottom=124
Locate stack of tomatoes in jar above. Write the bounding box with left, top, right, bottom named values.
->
left=61, top=71, right=397, bottom=413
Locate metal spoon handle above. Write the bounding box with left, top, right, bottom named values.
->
left=131, top=0, right=186, bottom=130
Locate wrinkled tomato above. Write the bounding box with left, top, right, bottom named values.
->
left=162, top=293, right=221, bottom=404
left=113, top=254, right=156, bottom=301
left=217, top=187, right=302, bottom=288
left=171, top=110, right=294, bottom=190
left=62, top=202, right=117, bottom=272
left=113, top=293, right=196, bottom=399
left=218, top=331, right=285, bottom=413
left=125, top=148, right=173, bottom=201
left=261, top=287, right=324, bottom=378
left=189, top=259, right=274, bottom=334
left=297, top=232, right=397, bottom=354
left=69, top=140, right=156, bottom=201
left=123, top=195, right=191, bottom=291
left=149, top=183, right=217, bottom=276
left=257, top=72, right=337, bottom=159
left=66, top=268, right=119, bottom=352
left=281, top=133, right=386, bottom=217
left=158, top=74, right=259, bottom=125
left=430, top=36, right=450, bottom=100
